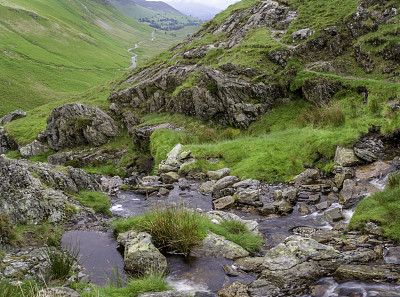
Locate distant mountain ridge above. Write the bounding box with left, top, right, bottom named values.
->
left=109, top=0, right=202, bottom=31
left=167, top=1, right=222, bottom=20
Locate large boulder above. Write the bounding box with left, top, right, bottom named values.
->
left=190, top=232, right=249, bottom=260
left=0, top=156, right=68, bottom=224
left=0, top=126, right=18, bottom=154
left=0, top=109, right=27, bottom=124
left=339, top=179, right=377, bottom=208
left=19, top=140, right=49, bottom=159
left=45, top=103, right=118, bottom=151
left=334, top=146, right=361, bottom=167
left=117, top=230, right=168, bottom=274
left=260, top=236, right=341, bottom=289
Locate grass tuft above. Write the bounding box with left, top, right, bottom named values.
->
left=44, top=244, right=79, bottom=280
left=300, top=101, right=345, bottom=127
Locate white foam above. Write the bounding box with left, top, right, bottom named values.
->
left=167, top=277, right=209, bottom=294
left=110, top=204, right=124, bottom=212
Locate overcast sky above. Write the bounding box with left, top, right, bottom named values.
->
left=150, top=0, right=241, bottom=10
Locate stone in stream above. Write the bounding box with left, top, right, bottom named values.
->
left=218, top=281, right=250, bottom=297
left=334, top=166, right=354, bottom=189
left=315, top=201, right=331, bottom=210
left=324, top=207, right=344, bottom=222
left=233, top=257, right=265, bottom=273
left=298, top=204, right=311, bottom=215
left=206, top=210, right=259, bottom=235
left=223, top=264, right=240, bottom=277
left=190, top=231, right=249, bottom=260
left=339, top=179, right=378, bottom=208
left=307, top=194, right=321, bottom=205
left=273, top=200, right=293, bottom=214
left=138, top=292, right=190, bottom=297
left=0, top=109, right=27, bottom=124
left=354, top=147, right=378, bottom=163
left=212, top=176, right=240, bottom=193
left=235, top=189, right=260, bottom=205
left=333, top=264, right=400, bottom=283
left=199, top=180, right=216, bottom=195
left=232, top=179, right=260, bottom=189
left=355, top=161, right=392, bottom=180
left=117, top=231, right=167, bottom=275
left=213, top=195, right=235, bottom=210
left=290, top=168, right=320, bottom=185
left=334, top=146, right=361, bottom=167
left=161, top=171, right=180, bottom=184
left=207, top=168, right=230, bottom=180
left=364, top=221, right=383, bottom=236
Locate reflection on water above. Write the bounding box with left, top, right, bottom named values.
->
left=61, top=230, right=126, bottom=286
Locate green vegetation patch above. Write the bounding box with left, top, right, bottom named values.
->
left=86, top=272, right=171, bottom=297
left=73, top=191, right=111, bottom=215
left=349, top=178, right=400, bottom=242
left=111, top=206, right=262, bottom=254
left=0, top=280, right=42, bottom=297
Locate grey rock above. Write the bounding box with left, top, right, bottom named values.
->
left=213, top=196, right=235, bottom=210
left=334, top=166, right=354, bottom=188
left=45, top=103, right=118, bottom=150
left=190, top=232, right=249, bottom=260
left=315, top=201, right=332, bottom=210
left=199, top=180, right=216, bottom=195
left=0, top=126, right=18, bottom=154
left=158, top=143, right=183, bottom=173
left=0, top=156, right=69, bottom=224
left=138, top=291, right=190, bottom=297
left=0, top=109, right=27, bottom=124
left=334, top=146, right=361, bottom=167
left=260, top=236, right=340, bottom=288
left=339, top=179, right=377, bottom=208
left=333, top=264, right=400, bottom=283
left=212, top=176, right=240, bottom=193
left=117, top=230, right=168, bottom=274
left=207, top=168, right=230, bottom=180
left=290, top=168, right=320, bottom=185
left=324, top=207, right=344, bottom=221
left=161, top=172, right=180, bottom=184
left=233, top=257, right=264, bottom=273
left=218, top=281, right=250, bottom=297
left=273, top=200, right=293, bottom=214
left=282, top=187, right=299, bottom=203
left=109, top=103, right=122, bottom=115
left=302, top=78, right=342, bottom=106
left=122, top=110, right=141, bottom=134
left=19, top=140, right=49, bottom=159
left=213, top=187, right=235, bottom=199
left=206, top=211, right=259, bottom=235
left=292, top=227, right=340, bottom=244
left=364, top=221, right=383, bottom=236
left=354, top=147, right=378, bottom=163
left=223, top=264, right=240, bottom=277
left=232, top=179, right=260, bottom=189
left=307, top=194, right=321, bottom=205
left=292, top=28, right=312, bottom=41
left=235, top=189, right=260, bottom=205
left=259, top=205, right=276, bottom=216
left=37, top=287, right=81, bottom=297
left=298, top=205, right=310, bottom=215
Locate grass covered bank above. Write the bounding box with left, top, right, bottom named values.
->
left=349, top=174, right=400, bottom=242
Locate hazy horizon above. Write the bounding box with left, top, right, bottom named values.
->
left=147, top=0, right=240, bottom=10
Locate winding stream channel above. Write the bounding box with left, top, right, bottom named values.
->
left=126, top=31, right=155, bottom=70
left=61, top=161, right=400, bottom=296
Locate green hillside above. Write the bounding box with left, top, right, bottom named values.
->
left=0, top=0, right=187, bottom=115
left=109, top=0, right=202, bottom=31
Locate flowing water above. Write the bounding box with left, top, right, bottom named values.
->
left=61, top=163, right=400, bottom=294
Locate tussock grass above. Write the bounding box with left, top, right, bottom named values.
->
left=388, top=173, right=400, bottom=189
left=111, top=206, right=262, bottom=254
left=300, top=101, right=345, bottom=127
left=0, top=280, right=42, bottom=297
left=44, top=244, right=79, bottom=280
left=91, top=271, right=171, bottom=297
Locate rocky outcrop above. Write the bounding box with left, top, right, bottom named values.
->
left=110, top=66, right=285, bottom=129
left=45, top=103, right=118, bottom=151
left=19, top=140, right=49, bottom=159
left=0, top=156, right=69, bottom=224
left=334, top=146, right=361, bottom=167
left=0, top=126, right=18, bottom=154
left=301, top=78, right=343, bottom=106
left=0, top=109, right=27, bottom=125
left=117, top=230, right=168, bottom=274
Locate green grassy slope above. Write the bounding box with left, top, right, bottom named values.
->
left=0, top=0, right=188, bottom=116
